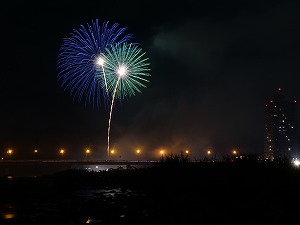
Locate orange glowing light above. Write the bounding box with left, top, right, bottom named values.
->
left=4, top=213, right=15, bottom=219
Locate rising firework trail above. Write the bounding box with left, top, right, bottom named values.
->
left=101, top=43, right=151, bottom=158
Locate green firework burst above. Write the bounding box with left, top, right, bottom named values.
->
left=100, top=43, right=151, bottom=99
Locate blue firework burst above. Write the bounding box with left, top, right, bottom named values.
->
left=57, top=20, right=134, bottom=107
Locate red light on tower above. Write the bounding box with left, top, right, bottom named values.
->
left=278, top=87, right=282, bottom=91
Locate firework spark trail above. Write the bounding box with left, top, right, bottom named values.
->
left=101, top=64, right=109, bottom=95
left=107, top=76, right=121, bottom=158
left=95, top=57, right=109, bottom=96
left=101, top=43, right=150, bottom=158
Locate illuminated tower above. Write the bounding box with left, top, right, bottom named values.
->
left=264, top=88, right=298, bottom=160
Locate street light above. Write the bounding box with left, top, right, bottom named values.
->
left=160, top=150, right=164, bottom=159
left=85, top=148, right=90, bottom=160
left=136, top=149, right=141, bottom=161
left=7, top=149, right=13, bottom=160
left=185, top=150, right=189, bottom=154
left=110, top=149, right=115, bottom=160
left=232, top=149, right=238, bottom=160
left=34, top=149, right=38, bottom=160
left=60, top=149, right=65, bottom=160
left=207, top=150, right=212, bottom=155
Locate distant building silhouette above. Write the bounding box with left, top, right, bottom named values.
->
left=264, top=88, right=298, bottom=160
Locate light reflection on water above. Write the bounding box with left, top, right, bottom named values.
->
left=3, top=213, right=15, bottom=219
left=0, top=185, right=146, bottom=224
left=76, top=164, right=150, bottom=172
left=0, top=204, right=16, bottom=220
left=0, top=163, right=151, bottom=177
left=0, top=170, right=149, bottom=224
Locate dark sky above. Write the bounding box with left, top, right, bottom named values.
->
left=1, top=0, right=300, bottom=160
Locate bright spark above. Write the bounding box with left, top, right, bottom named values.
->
left=96, top=57, right=105, bottom=66
left=117, top=65, right=128, bottom=77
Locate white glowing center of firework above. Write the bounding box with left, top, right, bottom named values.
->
left=117, top=65, right=128, bottom=77
left=96, top=57, right=105, bottom=66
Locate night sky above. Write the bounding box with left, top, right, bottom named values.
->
left=1, top=0, right=300, bottom=160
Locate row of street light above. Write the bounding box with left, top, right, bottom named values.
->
left=59, top=148, right=91, bottom=160
left=1, top=148, right=142, bottom=160
left=1, top=148, right=240, bottom=160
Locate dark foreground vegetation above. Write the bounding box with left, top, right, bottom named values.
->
left=1, top=155, right=300, bottom=225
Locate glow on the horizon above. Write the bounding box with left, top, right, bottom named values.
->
left=293, top=159, right=300, bottom=166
